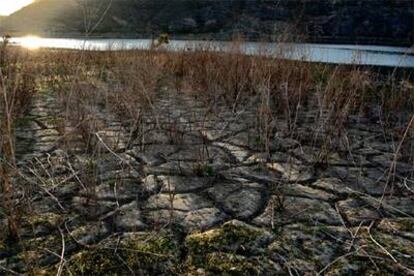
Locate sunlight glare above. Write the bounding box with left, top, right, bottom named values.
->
left=21, top=36, right=42, bottom=50
left=0, top=0, right=34, bottom=16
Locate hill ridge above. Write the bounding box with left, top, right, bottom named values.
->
left=1, top=0, right=413, bottom=46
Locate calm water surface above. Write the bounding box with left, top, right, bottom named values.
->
left=10, top=37, right=414, bottom=68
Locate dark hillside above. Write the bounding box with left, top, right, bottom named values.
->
left=1, top=0, right=413, bottom=46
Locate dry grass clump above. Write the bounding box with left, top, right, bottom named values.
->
left=160, top=45, right=413, bottom=167
left=165, top=45, right=411, bottom=116
left=1, top=43, right=412, bottom=163
left=25, top=43, right=412, bottom=142
left=109, top=50, right=164, bottom=116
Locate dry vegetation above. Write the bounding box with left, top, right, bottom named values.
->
left=1, top=39, right=414, bottom=274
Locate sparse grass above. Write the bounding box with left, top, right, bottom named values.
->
left=0, top=39, right=36, bottom=241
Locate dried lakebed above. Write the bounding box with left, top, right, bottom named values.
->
left=1, top=87, right=414, bottom=275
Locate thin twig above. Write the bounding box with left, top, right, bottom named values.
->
left=317, top=246, right=367, bottom=275
left=379, top=115, right=414, bottom=208
left=0, top=264, right=19, bottom=275
left=367, top=221, right=398, bottom=263
left=56, top=226, right=66, bottom=276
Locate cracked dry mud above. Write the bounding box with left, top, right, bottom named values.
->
left=1, top=87, right=414, bottom=275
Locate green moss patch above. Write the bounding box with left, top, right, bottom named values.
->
left=28, top=212, right=61, bottom=228
left=205, top=252, right=259, bottom=275
left=185, top=220, right=272, bottom=272
left=325, top=255, right=406, bottom=275
left=267, top=224, right=349, bottom=273
left=67, top=248, right=124, bottom=275
left=378, top=218, right=414, bottom=233
left=363, top=231, right=414, bottom=268
left=66, top=231, right=181, bottom=275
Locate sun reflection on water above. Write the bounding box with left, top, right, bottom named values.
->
left=20, top=36, right=42, bottom=50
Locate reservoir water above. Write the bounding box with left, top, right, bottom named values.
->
left=9, top=37, right=414, bottom=68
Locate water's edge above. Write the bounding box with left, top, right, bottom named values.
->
left=9, top=37, right=414, bottom=68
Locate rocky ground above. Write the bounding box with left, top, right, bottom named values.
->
left=1, top=84, right=414, bottom=275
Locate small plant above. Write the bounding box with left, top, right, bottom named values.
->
left=193, top=163, right=215, bottom=177
left=157, top=33, right=170, bottom=46
left=0, top=34, right=11, bottom=68
left=151, top=33, right=170, bottom=49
